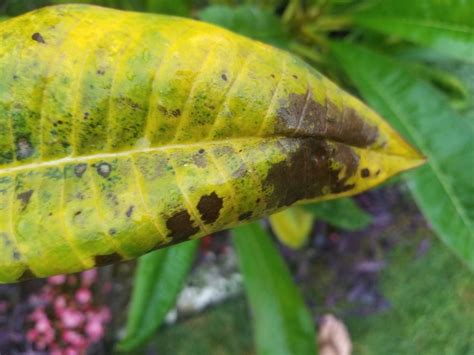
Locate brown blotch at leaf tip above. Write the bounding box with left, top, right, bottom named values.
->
left=197, top=192, right=224, bottom=224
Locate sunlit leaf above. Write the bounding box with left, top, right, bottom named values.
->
left=332, top=41, right=474, bottom=270
left=354, top=0, right=474, bottom=63
left=304, top=197, right=372, bottom=231
left=233, top=222, right=317, bottom=355
left=118, top=240, right=198, bottom=351
left=0, top=5, right=423, bottom=283
left=269, top=206, right=314, bottom=249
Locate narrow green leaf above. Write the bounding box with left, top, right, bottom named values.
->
left=198, top=5, right=289, bottom=48
left=304, top=198, right=373, bottom=231
left=118, top=240, right=199, bottom=351
left=354, top=0, right=474, bottom=62
left=233, top=223, right=316, bottom=355
left=331, top=41, right=474, bottom=270
left=269, top=206, right=314, bottom=249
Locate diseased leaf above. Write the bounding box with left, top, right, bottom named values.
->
left=118, top=240, right=198, bottom=351
left=304, top=198, right=372, bottom=231
left=269, top=206, right=314, bottom=249
left=354, top=0, right=474, bottom=63
left=331, top=41, right=474, bottom=270
left=233, top=222, right=316, bottom=355
left=0, top=5, right=423, bottom=283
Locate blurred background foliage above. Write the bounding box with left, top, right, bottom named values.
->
left=0, top=0, right=473, bottom=354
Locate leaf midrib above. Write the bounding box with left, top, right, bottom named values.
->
left=0, top=134, right=420, bottom=176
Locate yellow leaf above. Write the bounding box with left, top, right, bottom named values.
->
left=269, top=207, right=314, bottom=249
left=0, top=5, right=424, bottom=283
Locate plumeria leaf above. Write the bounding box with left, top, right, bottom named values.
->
left=354, top=0, right=474, bottom=63
left=233, top=222, right=317, bottom=355
left=118, top=240, right=198, bottom=351
left=0, top=5, right=423, bottom=283
left=331, top=41, right=474, bottom=270
left=304, top=198, right=372, bottom=231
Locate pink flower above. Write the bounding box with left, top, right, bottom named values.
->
left=63, top=330, right=85, bottom=347
left=75, top=288, right=92, bottom=305
left=85, top=319, right=104, bottom=342
left=81, top=269, right=98, bottom=287
left=65, top=347, right=80, bottom=355
left=61, top=308, right=85, bottom=329
left=54, top=295, right=67, bottom=313
left=35, top=317, right=53, bottom=333
left=48, top=275, right=66, bottom=285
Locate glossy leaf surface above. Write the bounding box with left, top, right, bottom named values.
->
left=118, top=240, right=198, bottom=351
left=233, top=222, right=316, bottom=355
left=269, top=206, right=314, bottom=249
left=0, top=5, right=423, bottom=283
left=354, top=0, right=474, bottom=63
left=332, top=42, right=474, bottom=270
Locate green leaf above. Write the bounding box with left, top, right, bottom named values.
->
left=304, top=198, right=372, bottom=231
left=269, top=206, right=314, bottom=249
left=232, top=223, right=317, bottom=355
left=354, top=0, right=474, bottom=63
left=144, top=0, right=192, bottom=16
left=118, top=240, right=199, bottom=351
left=198, top=5, right=289, bottom=48
left=331, top=41, right=474, bottom=270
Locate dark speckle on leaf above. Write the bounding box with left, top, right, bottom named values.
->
left=361, top=168, right=370, bottom=178
left=239, top=211, right=252, bottom=221
left=166, top=210, right=199, bottom=242
left=32, top=32, right=45, bottom=44
left=197, top=192, right=223, bottom=224
left=74, top=163, right=87, bottom=178
left=221, top=73, right=228, bottom=81
left=126, top=205, right=135, bottom=218
left=17, top=190, right=34, bottom=210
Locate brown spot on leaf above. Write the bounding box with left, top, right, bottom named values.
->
left=192, top=150, right=207, bottom=168
left=221, top=73, right=228, bottom=81
left=197, top=192, right=223, bottom=224
left=16, top=137, right=34, bottom=160
left=276, top=90, right=378, bottom=147
left=97, top=162, right=112, bottom=178
left=32, top=32, right=45, bottom=44
left=166, top=210, right=200, bottom=242
left=264, top=138, right=359, bottom=209
left=171, top=109, right=181, bottom=118
left=18, top=268, right=36, bottom=282
left=94, top=252, right=123, bottom=267
left=17, top=190, right=34, bottom=210
left=361, top=168, right=370, bottom=178
left=74, top=163, right=87, bottom=178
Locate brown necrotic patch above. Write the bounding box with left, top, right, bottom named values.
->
left=197, top=192, right=223, bottom=224
left=94, top=252, right=123, bottom=267
left=361, top=168, right=370, bottom=178
left=166, top=210, right=200, bottom=242
left=238, top=211, right=252, bottom=221
left=276, top=90, right=378, bottom=147
left=264, top=138, right=359, bottom=209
